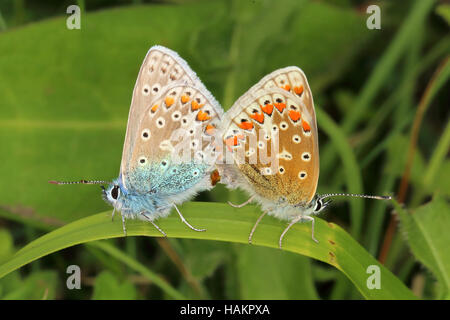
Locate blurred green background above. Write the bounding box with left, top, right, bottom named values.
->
left=0, top=0, right=448, bottom=300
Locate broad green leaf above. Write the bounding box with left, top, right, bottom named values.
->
left=0, top=202, right=417, bottom=300
left=396, top=198, right=450, bottom=299
left=92, top=270, right=137, bottom=300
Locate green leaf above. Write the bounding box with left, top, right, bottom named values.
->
left=0, top=202, right=416, bottom=300
left=0, top=229, right=14, bottom=264
left=92, top=270, right=137, bottom=300
left=181, top=239, right=229, bottom=280
left=88, top=241, right=186, bottom=300
left=436, top=4, right=450, bottom=25
left=2, top=270, right=58, bottom=300
left=237, top=246, right=318, bottom=299
left=396, top=198, right=450, bottom=299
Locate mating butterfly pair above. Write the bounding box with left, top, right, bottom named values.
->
left=51, top=46, right=390, bottom=248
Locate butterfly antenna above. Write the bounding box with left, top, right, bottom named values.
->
left=319, top=193, right=392, bottom=201
left=49, top=179, right=109, bottom=185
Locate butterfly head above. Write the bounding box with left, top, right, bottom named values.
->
left=101, top=181, right=123, bottom=208
left=309, top=195, right=332, bottom=215
left=294, top=195, right=332, bottom=216
left=305, top=192, right=391, bottom=215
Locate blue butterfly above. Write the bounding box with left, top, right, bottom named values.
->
left=51, top=46, right=224, bottom=236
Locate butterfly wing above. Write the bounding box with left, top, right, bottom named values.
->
left=223, top=67, right=319, bottom=205
left=120, top=46, right=221, bottom=190
left=126, top=82, right=222, bottom=195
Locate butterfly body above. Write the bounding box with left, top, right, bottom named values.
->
left=103, top=161, right=210, bottom=222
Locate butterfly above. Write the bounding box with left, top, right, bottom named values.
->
left=220, top=66, right=390, bottom=248
left=50, top=46, right=223, bottom=236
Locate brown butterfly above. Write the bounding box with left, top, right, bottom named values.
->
left=221, top=67, right=390, bottom=248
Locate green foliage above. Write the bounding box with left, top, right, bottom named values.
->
left=0, top=203, right=417, bottom=299
left=92, top=271, right=137, bottom=300
left=0, top=0, right=448, bottom=300
left=396, top=198, right=450, bottom=299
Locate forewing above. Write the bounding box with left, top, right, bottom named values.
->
left=120, top=46, right=220, bottom=188
left=127, top=83, right=222, bottom=194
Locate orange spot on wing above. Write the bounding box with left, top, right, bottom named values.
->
left=289, top=110, right=301, bottom=122
left=196, top=110, right=211, bottom=121
left=302, top=120, right=311, bottom=132
left=191, top=100, right=204, bottom=111
left=250, top=112, right=264, bottom=124
left=181, top=95, right=190, bottom=104
left=283, top=84, right=291, bottom=91
left=165, top=97, right=174, bottom=107
left=239, top=121, right=254, bottom=130
left=275, top=103, right=286, bottom=113
left=151, top=104, right=159, bottom=113
left=225, top=136, right=239, bottom=147
left=294, top=85, right=304, bottom=95
left=205, top=124, right=215, bottom=135
left=260, top=104, right=273, bottom=115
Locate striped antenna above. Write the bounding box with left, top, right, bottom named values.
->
left=49, top=179, right=109, bottom=185
left=319, top=193, right=392, bottom=201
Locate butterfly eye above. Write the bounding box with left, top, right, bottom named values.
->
left=111, top=185, right=120, bottom=200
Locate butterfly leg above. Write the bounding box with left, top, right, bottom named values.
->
left=248, top=211, right=267, bottom=244
left=111, top=207, right=116, bottom=222
left=173, top=204, right=206, bottom=232
left=141, top=212, right=167, bottom=237
left=303, top=215, right=319, bottom=243
left=121, top=213, right=127, bottom=236
left=279, top=215, right=304, bottom=249
left=228, top=195, right=255, bottom=208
